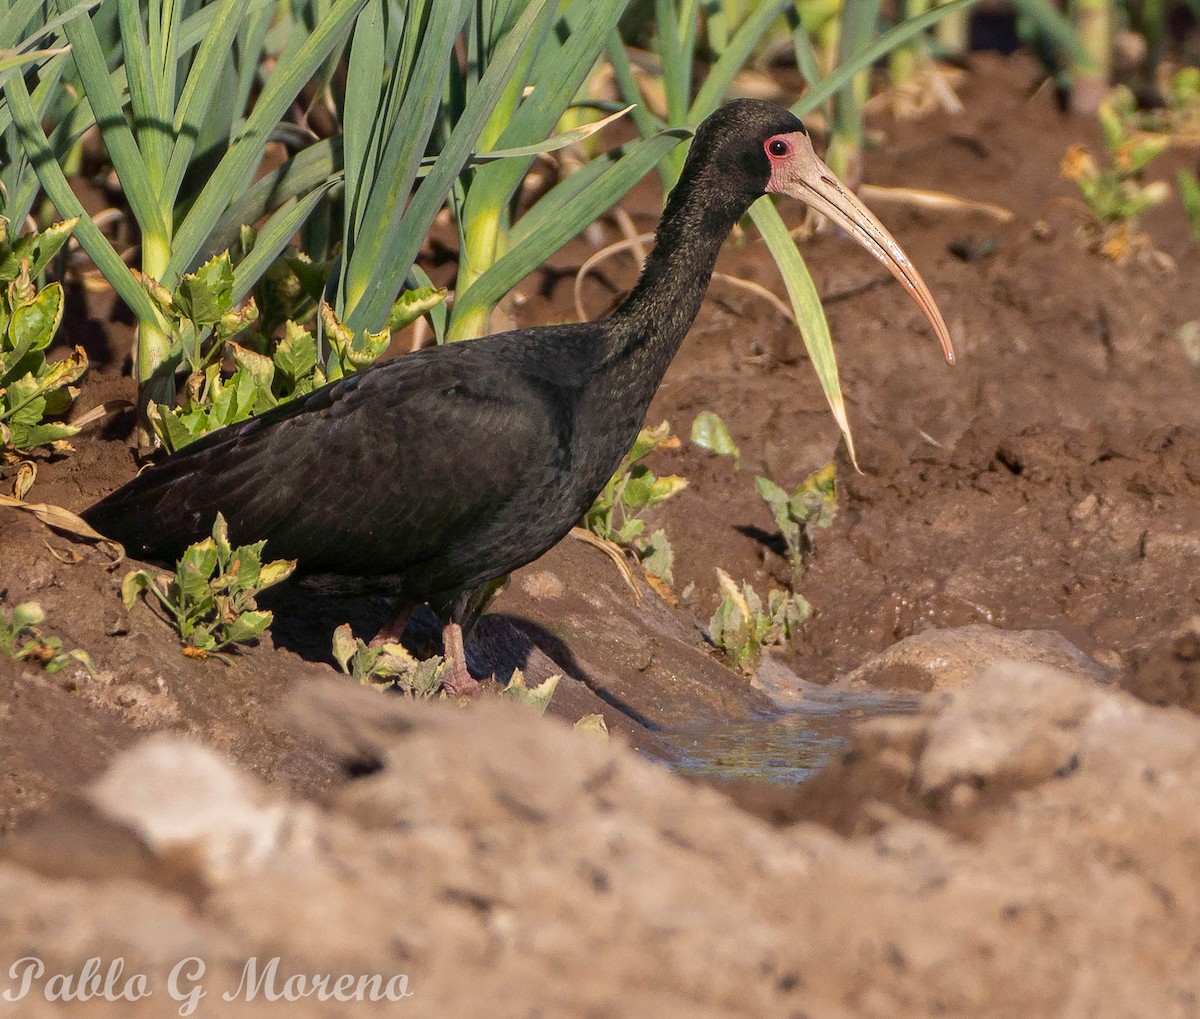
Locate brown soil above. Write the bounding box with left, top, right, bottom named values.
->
left=2, top=53, right=1200, bottom=1014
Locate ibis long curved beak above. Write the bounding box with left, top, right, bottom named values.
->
left=767, top=130, right=956, bottom=366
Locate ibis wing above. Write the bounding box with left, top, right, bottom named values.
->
left=86, top=346, right=558, bottom=577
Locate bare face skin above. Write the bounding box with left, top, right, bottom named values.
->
left=764, top=129, right=956, bottom=366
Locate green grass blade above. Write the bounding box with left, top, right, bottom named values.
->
left=3, top=70, right=161, bottom=328
left=231, top=181, right=338, bottom=304
left=232, top=3, right=273, bottom=120
left=60, top=3, right=169, bottom=241
left=166, top=0, right=369, bottom=282
left=341, top=0, right=388, bottom=255
left=453, top=130, right=689, bottom=328
left=0, top=0, right=45, bottom=45
left=459, top=105, right=634, bottom=163
left=691, top=0, right=791, bottom=121
left=343, top=0, right=555, bottom=331
left=748, top=198, right=857, bottom=468
left=457, top=0, right=627, bottom=217
left=117, top=0, right=168, bottom=193
left=0, top=47, right=69, bottom=87
left=339, top=0, right=470, bottom=318
left=604, top=29, right=663, bottom=141
left=162, top=0, right=247, bottom=204
left=654, top=0, right=695, bottom=128
left=1009, top=0, right=1091, bottom=68
left=0, top=0, right=99, bottom=50
left=792, top=0, right=980, bottom=117
left=205, top=137, right=343, bottom=260
left=787, top=2, right=826, bottom=87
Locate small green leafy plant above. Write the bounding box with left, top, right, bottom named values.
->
left=332, top=624, right=560, bottom=707
left=2, top=600, right=95, bottom=675
left=755, top=463, right=837, bottom=586
left=121, top=514, right=296, bottom=659
left=583, top=421, right=687, bottom=584
left=143, top=249, right=445, bottom=452
left=1059, top=87, right=1171, bottom=259
left=707, top=568, right=811, bottom=673
left=332, top=623, right=447, bottom=699
left=0, top=217, right=86, bottom=459
left=500, top=669, right=560, bottom=714
left=1107, top=69, right=1200, bottom=139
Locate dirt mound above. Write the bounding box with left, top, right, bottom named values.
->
left=3, top=664, right=1199, bottom=1017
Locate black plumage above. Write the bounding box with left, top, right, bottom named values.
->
left=84, top=100, right=952, bottom=694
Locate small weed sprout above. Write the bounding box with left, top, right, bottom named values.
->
left=707, top=569, right=811, bottom=673
left=1059, top=87, right=1171, bottom=259
left=755, top=463, right=837, bottom=586
left=121, top=514, right=296, bottom=659
left=690, top=410, right=741, bottom=468
left=499, top=669, right=560, bottom=714
left=332, top=624, right=446, bottom=699
left=707, top=464, right=836, bottom=673
left=583, top=421, right=687, bottom=584
left=1, top=600, right=95, bottom=675
left=1, top=219, right=87, bottom=477
left=573, top=713, right=609, bottom=739
left=332, top=625, right=560, bottom=707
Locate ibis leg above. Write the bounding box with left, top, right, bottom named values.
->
left=368, top=603, right=415, bottom=648
left=441, top=621, right=481, bottom=698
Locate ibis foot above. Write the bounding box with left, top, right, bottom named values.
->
left=441, top=622, right=481, bottom=699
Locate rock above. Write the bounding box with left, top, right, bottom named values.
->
left=1122, top=616, right=1200, bottom=714
left=844, top=624, right=1117, bottom=693
left=914, top=663, right=1094, bottom=798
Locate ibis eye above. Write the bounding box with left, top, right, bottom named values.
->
left=767, top=138, right=789, bottom=157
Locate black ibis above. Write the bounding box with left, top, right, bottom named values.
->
left=84, top=99, right=954, bottom=696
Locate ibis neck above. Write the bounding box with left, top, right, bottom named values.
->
left=604, top=177, right=756, bottom=383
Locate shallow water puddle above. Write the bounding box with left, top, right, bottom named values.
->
left=667, top=688, right=917, bottom=785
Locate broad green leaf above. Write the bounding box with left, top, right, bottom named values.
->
left=257, top=558, right=297, bottom=588
left=386, top=286, right=447, bottom=333
left=10, top=602, right=45, bottom=629
left=222, top=609, right=272, bottom=645
left=640, top=529, right=675, bottom=583
left=501, top=668, right=559, bottom=714
left=229, top=342, right=275, bottom=394
left=332, top=623, right=357, bottom=673
left=273, top=324, right=319, bottom=386
left=177, top=539, right=219, bottom=604
left=120, top=570, right=155, bottom=610
left=176, top=253, right=235, bottom=326
left=690, top=411, right=740, bottom=467
left=25, top=218, right=78, bottom=278
left=7, top=281, right=63, bottom=351
left=7, top=419, right=79, bottom=450
left=573, top=713, right=609, bottom=739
